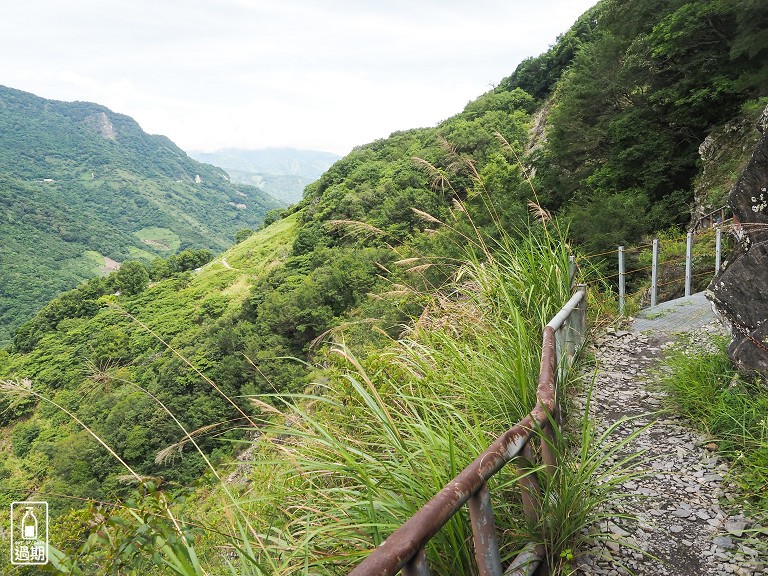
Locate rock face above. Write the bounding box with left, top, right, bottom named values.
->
left=84, top=111, right=117, bottom=140
left=707, top=104, right=768, bottom=376
left=692, top=113, right=759, bottom=227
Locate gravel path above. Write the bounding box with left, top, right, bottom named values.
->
left=573, top=293, right=766, bottom=575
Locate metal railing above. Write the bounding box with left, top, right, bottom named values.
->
left=616, top=225, right=731, bottom=314
left=349, top=284, right=588, bottom=576
left=694, top=205, right=732, bottom=231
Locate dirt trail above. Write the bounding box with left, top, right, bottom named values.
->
left=574, top=293, right=765, bottom=576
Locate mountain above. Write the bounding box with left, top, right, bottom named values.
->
left=0, top=85, right=283, bottom=344
left=0, top=81, right=542, bottom=526
left=188, top=147, right=340, bottom=204
left=1, top=1, right=768, bottom=572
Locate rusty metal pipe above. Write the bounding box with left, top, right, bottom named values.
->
left=517, top=443, right=542, bottom=526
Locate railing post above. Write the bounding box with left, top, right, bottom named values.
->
left=468, top=482, right=503, bottom=576
left=685, top=232, right=693, bottom=297
left=576, top=284, right=587, bottom=348
left=517, top=443, right=542, bottom=526
left=403, top=547, right=430, bottom=576
left=565, top=284, right=587, bottom=367
left=715, top=227, right=722, bottom=274
left=651, top=238, right=659, bottom=307
left=618, top=246, right=625, bottom=315
left=565, top=313, right=576, bottom=362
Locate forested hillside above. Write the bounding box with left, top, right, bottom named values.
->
left=0, top=84, right=543, bottom=567
left=1, top=0, right=767, bottom=572
left=0, top=86, right=282, bottom=343
left=510, top=0, right=768, bottom=255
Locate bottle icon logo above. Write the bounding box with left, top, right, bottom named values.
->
left=10, top=501, right=48, bottom=565
left=21, top=507, right=38, bottom=540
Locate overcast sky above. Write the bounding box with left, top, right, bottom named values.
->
left=1, top=0, right=596, bottom=156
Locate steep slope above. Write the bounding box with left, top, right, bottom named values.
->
left=512, top=0, right=768, bottom=256
left=0, top=85, right=282, bottom=343
left=189, top=147, right=341, bottom=204
left=2, top=1, right=768, bottom=571
left=0, top=214, right=300, bottom=512
left=0, top=81, right=540, bottom=521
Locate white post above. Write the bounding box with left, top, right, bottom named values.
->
left=715, top=228, right=722, bottom=274
left=651, top=238, right=659, bottom=307
left=685, top=232, right=693, bottom=297
left=618, top=246, right=625, bottom=315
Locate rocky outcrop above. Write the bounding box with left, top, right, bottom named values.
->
left=707, top=104, right=768, bottom=377
left=84, top=111, right=117, bottom=140
left=691, top=111, right=761, bottom=228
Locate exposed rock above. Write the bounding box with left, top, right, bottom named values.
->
left=758, top=105, right=768, bottom=134
left=84, top=111, right=117, bottom=140
left=707, top=103, right=768, bottom=378
left=692, top=111, right=760, bottom=227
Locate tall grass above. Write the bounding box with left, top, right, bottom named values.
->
left=530, top=387, right=653, bottom=573
left=657, top=335, right=768, bottom=509
left=234, top=225, right=577, bottom=574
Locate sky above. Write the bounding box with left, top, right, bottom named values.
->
left=1, top=0, right=596, bottom=156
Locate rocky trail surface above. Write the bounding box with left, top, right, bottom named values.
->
left=574, top=293, right=767, bottom=576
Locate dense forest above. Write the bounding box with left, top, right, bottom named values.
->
left=506, top=0, right=768, bottom=254
left=0, top=0, right=767, bottom=572
left=0, top=86, right=282, bottom=344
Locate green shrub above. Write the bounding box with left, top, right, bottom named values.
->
left=12, top=421, right=41, bottom=457
left=658, top=335, right=768, bottom=507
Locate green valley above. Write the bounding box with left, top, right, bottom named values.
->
left=188, top=148, right=341, bottom=205
left=0, top=85, right=283, bottom=344
left=0, top=0, right=767, bottom=573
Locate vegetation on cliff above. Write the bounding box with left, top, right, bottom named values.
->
left=1, top=0, right=768, bottom=572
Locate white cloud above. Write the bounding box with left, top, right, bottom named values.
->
left=0, top=0, right=597, bottom=155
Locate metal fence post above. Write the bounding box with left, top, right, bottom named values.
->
left=651, top=238, right=658, bottom=307
left=468, top=482, right=503, bottom=576
left=618, top=246, right=625, bottom=315
left=685, top=232, right=693, bottom=297
left=403, top=548, right=430, bottom=576
left=565, top=284, right=587, bottom=363
left=576, top=284, right=587, bottom=348
left=715, top=228, right=722, bottom=274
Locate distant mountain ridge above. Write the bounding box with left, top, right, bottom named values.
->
left=0, top=85, right=282, bottom=343
left=189, top=147, right=340, bottom=204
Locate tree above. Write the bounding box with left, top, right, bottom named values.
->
left=234, top=228, right=254, bottom=244
left=262, top=207, right=288, bottom=228
left=112, top=261, right=149, bottom=296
